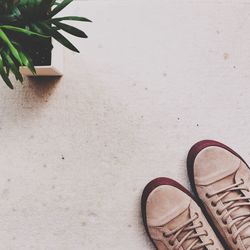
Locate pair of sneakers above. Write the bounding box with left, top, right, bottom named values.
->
left=141, top=140, right=250, bottom=250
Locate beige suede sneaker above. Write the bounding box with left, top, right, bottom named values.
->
left=141, top=177, right=224, bottom=249
left=187, top=140, right=250, bottom=250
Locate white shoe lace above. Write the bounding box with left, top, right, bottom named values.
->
left=206, top=179, right=250, bottom=245
left=162, top=213, right=214, bottom=250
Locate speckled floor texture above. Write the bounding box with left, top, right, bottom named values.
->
left=0, top=0, right=250, bottom=249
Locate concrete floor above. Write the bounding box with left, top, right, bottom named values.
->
left=0, top=0, right=250, bottom=249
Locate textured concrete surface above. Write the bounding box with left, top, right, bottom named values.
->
left=0, top=0, right=250, bottom=249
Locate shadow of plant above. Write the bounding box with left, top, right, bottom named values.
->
left=27, top=76, right=62, bottom=99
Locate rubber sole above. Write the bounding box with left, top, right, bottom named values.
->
left=186, top=139, right=247, bottom=249
left=141, top=177, right=198, bottom=249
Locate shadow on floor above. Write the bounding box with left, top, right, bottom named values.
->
left=27, top=76, right=62, bottom=99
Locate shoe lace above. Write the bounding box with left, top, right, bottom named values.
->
left=162, top=213, right=214, bottom=250
left=207, top=179, right=250, bottom=244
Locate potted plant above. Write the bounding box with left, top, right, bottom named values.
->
left=0, top=0, right=91, bottom=89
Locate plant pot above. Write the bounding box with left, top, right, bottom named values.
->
left=20, top=38, right=63, bottom=76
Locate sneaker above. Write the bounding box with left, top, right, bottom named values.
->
left=141, top=177, right=224, bottom=249
left=187, top=140, right=250, bottom=249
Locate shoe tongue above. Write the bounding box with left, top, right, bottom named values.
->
left=167, top=209, right=205, bottom=249
left=212, top=173, right=250, bottom=246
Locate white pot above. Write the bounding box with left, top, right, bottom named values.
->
left=20, top=39, right=63, bottom=76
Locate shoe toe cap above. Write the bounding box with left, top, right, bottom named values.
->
left=146, top=185, right=191, bottom=226
left=193, top=146, right=241, bottom=185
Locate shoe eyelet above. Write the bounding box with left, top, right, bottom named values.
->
left=216, top=210, right=221, bottom=215
left=169, top=240, right=174, bottom=246
left=211, top=201, right=216, bottom=207
left=163, top=232, right=170, bottom=238
left=227, top=228, right=232, bottom=234
left=206, top=193, right=211, bottom=198
left=222, top=219, right=227, bottom=225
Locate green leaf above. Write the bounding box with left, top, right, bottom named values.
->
left=51, top=0, right=59, bottom=7
left=51, top=29, right=80, bottom=52
left=50, top=16, right=92, bottom=22
left=49, top=0, right=73, bottom=17
left=0, top=28, right=22, bottom=65
left=11, top=42, right=36, bottom=75
left=0, top=56, right=14, bottom=89
left=53, top=21, right=87, bottom=38
left=1, top=25, right=49, bottom=38
left=12, top=6, right=21, bottom=17
left=0, top=14, right=17, bottom=22
left=29, top=24, right=45, bottom=34
left=38, top=23, right=79, bottom=52
left=2, top=51, right=23, bottom=81
left=0, top=7, right=21, bottom=22
left=19, top=50, right=36, bottom=75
